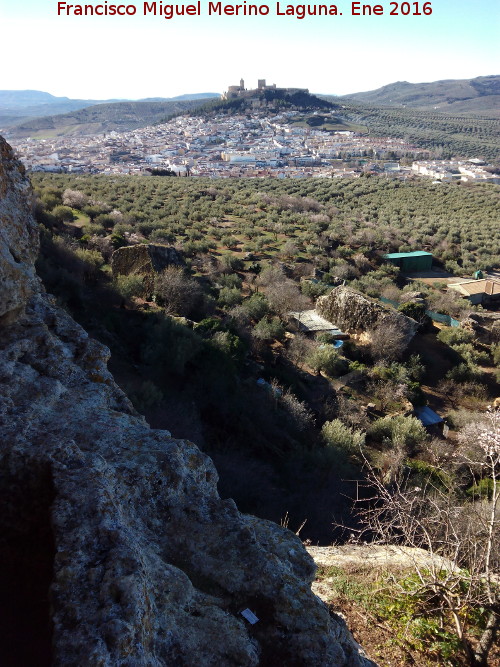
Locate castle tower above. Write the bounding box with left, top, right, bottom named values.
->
left=258, top=79, right=266, bottom=90
left=240, top=78, right=244, bottom=90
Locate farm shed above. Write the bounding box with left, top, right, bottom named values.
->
left=384, top=251, right=433, bottom=272
left=448, top=279, right=500, bottom=307
left=414, top=406, right=447, bottom=437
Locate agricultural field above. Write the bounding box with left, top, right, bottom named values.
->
left=336, top=102, right=500, bottom=162
left=30, top=171, right=500, bottom=663
left=30, top=172, right=500, bottom=528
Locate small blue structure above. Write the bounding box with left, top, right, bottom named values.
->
left=414, top=406, right=443, bottom=427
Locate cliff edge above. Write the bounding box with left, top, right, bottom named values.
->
left=0, top=135, right=374, bottom=666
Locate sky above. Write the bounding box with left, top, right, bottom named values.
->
left=1, top=0, right=499, bottom=99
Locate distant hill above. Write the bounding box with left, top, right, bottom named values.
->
left=0, top=90, right=125, bottom=128
left=341, top=75, right=500, bottom=116
left=192, top=89, right=337, bottom=117
left=0, top=90, right=220, bottom=131
left=4, top=99, right=211, bottom=139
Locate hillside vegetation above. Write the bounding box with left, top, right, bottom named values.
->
left=342, top=75, right=500, bottom=116
left=29, top=171, right=500, bottom=663
left=5, top=99, right=209, bottom=138
left=324, top=101, right=500, bottom=161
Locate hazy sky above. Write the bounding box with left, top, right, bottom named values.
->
left=1, top=0, right=499, bottom=98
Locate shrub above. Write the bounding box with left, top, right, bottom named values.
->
left=253, top=316, right=284, bottom=341
left=210, top=331, right=246, bottom=361
left=306, top=346, right=348, bottom=377
left=369, top=415, right=427, bottom=450
left=397, top=301, right=427, bottom=324
left=149, top=229, right=176, bottom=244
left=405, top=459, right=452, bottom=491
left=445, top=362, right=483, bottom=383
left=63, top=188, right=88, bottom=209
left=218, top=287, right=243, bottom=309
left=322, top=419, right=365, bottom=453
left=217, top=273, right=242, bottom=289
left=280, top=390, right=315, bottom=432
left=437, top=327, right=474, bottom=346
left=115, top=274, right=145, bottom=300
left=466, top=477, right=494, bottom=500
left=128, top=380, right=163, bottom=413
left=241, top=293, right=269, bottom=321
left=52, top=205, right=75, bottom=223
left=369, top=320, right=408, bottom=362
left=154, top=266, right=203, bottom=317
left=110, top=233, right=127, bottom=249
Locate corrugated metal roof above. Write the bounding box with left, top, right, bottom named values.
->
left=384, top=251, right=433, bottom=259
left=289, top=310, right=344, bottom=335
left=415, top=406, right=443, bottom=426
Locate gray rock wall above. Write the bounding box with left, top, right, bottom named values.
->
left=317, top=285, right=418, bottom=344
left=0, top=136, right=375, bottom=666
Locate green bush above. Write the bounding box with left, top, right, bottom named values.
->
left=397, top=301, right=428, bottom=324
left=466, top=477, right=494, bottom=500
left=241, top=293, right=269, bottom=321
left=115, top=274, right=145, bottom=300
left=218, top=286, right=243, bottom=308
left=322, top=419, right=365, bottom=453
left=210, top=331, right=246, bottom=361
left=452, top=343, right=489, bottom=366
left=405, top=459, right=452, bottom=491
left=128, top=380, right=163, bottom=413
left=52, top=205, right=75, bottom=223
left=110, top=233, right=127, bottom=249
left=253, top=316, right=284, bottom=341
left=437, top=327, right=474, bottom=346
left=369, top=415, right=427, bottom=450
left=445, top=362, right=483, bottom=383
left=306, top=346, right=348, bottom=377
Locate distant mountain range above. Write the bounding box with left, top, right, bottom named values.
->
left=2, top=76, right=498, bottom=139
left=340, top=75, right=500, bottom=115
left=0, top=91, right=220, bottom=133
left=1, top=99, right=218, bottom=139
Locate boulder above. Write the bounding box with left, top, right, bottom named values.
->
left=316, top=286, right=418, bottom=347
left=111, top=243, right=183, bottom=293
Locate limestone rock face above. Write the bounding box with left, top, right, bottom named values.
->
left=0, top=136, right=39, bottom=324
left=317, top=286, right=418, bottom=345
left=0, top=137, right=375, bottom=666
left=111, top=243, right=183, bottom=293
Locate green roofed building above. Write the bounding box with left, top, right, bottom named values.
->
left=384, top=251, right=433, bottom=272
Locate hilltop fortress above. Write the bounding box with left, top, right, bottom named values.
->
left=222, top=78, right=309, bottom=100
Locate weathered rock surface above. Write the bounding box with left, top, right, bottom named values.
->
left=0, top=137, right=375, bottom=666
left=0, top=136, right=39, bottom=324
left=111, top=243, right=183, bottom=293
left=316, top=286, right=418, bottom=345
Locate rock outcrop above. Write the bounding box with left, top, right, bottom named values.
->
left=0, top=136, right=374, bottom=666
left=316, top=286, right=418, bottom=345
left=111, top=243, right=183, bottom=294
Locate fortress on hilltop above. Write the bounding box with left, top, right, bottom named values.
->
left=222, top=78, right=309, bottom=100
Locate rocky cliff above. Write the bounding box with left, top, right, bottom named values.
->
left=0, top=136, right=374, bottom=666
